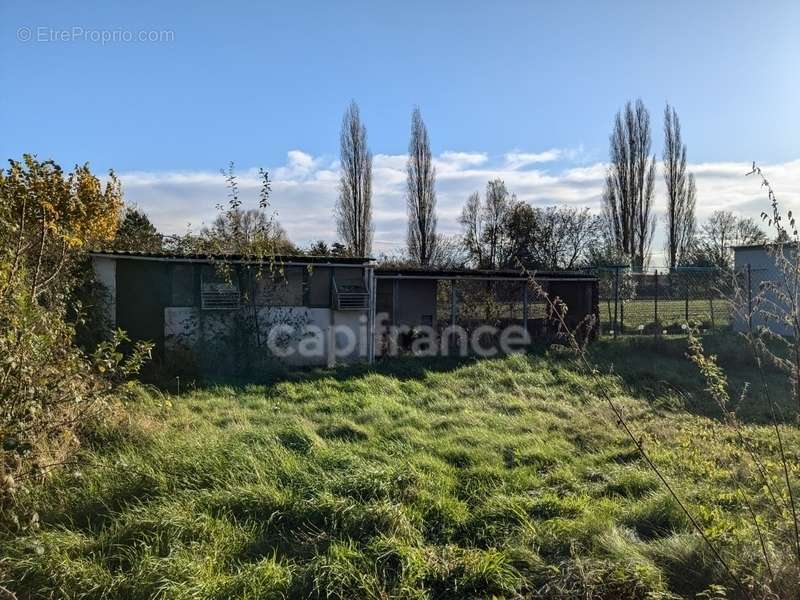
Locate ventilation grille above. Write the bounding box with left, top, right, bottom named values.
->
left=333, top=280, right=369, bottom=310
left=201, top=285, right=240, bottom=310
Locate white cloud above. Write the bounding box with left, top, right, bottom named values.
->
left=118, top=150, right=800, bottom=266
left=373, top=153, right=407, bottom=171
left=504, top=149, right=562, bottom=169
left=272, top=150, right=333, bottom=181
left=435, top=151, right=488, bottom=172
left=504, top=145, right=585, bottom=170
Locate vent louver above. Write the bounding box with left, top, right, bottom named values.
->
left=201, top=284, right=240, bottom=310
left=332, top=279, right=369, bottom=310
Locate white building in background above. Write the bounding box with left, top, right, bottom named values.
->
left=733, top=243, right=798, bottom=336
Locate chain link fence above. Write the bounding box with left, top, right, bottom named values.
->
left=590, top=266, right=743, bottom=336
left=431, top=276, right=596, bottom=341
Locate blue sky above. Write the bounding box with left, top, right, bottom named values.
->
left=2, top=0, right=799, bottom=262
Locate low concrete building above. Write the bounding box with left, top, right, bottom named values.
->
left=733, top=242, right=797, bottom=336
left=91, top=251, right=375, bottom=371
left=90, top=251, right=599, bottom=371
left=375, top=267, right=598, bottom=348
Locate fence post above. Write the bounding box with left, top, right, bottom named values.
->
left=746, top=263, right=753, bottom=330
left=613, top=267, right=619, bottom=338
left=392, top=279, right=399, bottom=326
left=654, top=269, right=659, bottom=339
left=522, top=283, right=529, bottom=335
left=709, top=271, right=716, bottom=330
left=368, top=268, right=376, bottom=364
left=450, top=280, right=457, bottom=328
left=684, top=273, right=689, bottom=326
left=619, top=267, right=624, bottom=336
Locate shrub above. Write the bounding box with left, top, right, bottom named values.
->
left=0, top=156, right=150, bottom=514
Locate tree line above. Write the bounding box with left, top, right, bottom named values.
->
left=114, top=98, right=771, bottom=272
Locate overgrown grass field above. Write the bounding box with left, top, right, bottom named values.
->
left=2, top=335, right=798, bottom=598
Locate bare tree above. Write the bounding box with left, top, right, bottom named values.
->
left=459, top=191, right=485, bottom=268
left=558, top=207, right=605, bottom=269
left=460, top=181, right=601, bottom=270
left=602, top=99, right=656, bottom=269
left=503, top=203, right=602, bottom=269
left=483, top=179, right=512, bottom=269
left=200, top=208, right=295, bottom=255
left=406, top=108, right=437, bottom=265
left=429, top=234, right=468, bottom=268
left=691, top=209, right=767, bottom=269
left=663, top=104, right=697, bottom=270
left=336, top=101, right=373, bottom=256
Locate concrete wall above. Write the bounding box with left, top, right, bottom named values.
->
left=333, top=310, right=368, bottom=364
left=164, top=306, right=368, bottom=369
left=92, top=257, right=116, bottom=327
left=734, top=246, right=796, bottom=335
left=92, top=256, right=373, bottom=372
left=115, top=259, right=171, bottom=357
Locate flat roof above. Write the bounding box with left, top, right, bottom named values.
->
left=89, top=250, right=373, bottom=265
left=732, top=242, right=796, bottom=251
left=89, top=252, right=598, bottom=279
left=375, top=266, right=596, bottom=281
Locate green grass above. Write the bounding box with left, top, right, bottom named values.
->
left=2, top=333, right=799, bottom=598
left=600, top=298, right=733, bottom=334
